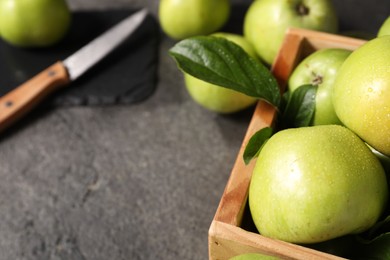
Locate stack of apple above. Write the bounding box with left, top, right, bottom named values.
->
left=0, top=0, right=71, bottom=48
left=165, top=0, right=390, bottom=258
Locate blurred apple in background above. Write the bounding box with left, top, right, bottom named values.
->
left=159, top=0, right=230, bottom=40
left=243, top=0, right=338, bottom=65
left=0, top=0, right=71, bottom=47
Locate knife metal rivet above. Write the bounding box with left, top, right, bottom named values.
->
left=5, top=101, right=13, bottom=107
left=48, top=70, right=56, bottom=77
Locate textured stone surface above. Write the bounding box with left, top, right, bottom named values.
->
left=0, top=1, right=388, bottom=260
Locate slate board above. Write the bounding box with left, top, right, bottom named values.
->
left=0, top=9, right=159, bottom=106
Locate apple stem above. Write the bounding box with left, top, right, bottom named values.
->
left=312, top=74, right=323, bottom=85
left=296, top=3, right=310, bottom=16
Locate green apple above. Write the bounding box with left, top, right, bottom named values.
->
left=378, top=16, right=390, bottom=37
left=229, top=253, right=279, bottom=260
left=184, top=33, right=258, bottom=113
left=159, top=0, right=230, bottom=40
left=243, top=0, right=338, bottom=65
left=332, top=36, right=390, bottom=156
left=249, top=125, right=388, bottom=244
left=0, top=0, right=71, bottom=47
left=288, top=48, right=351, bottom=125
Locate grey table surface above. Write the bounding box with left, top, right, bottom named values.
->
left=0, top=1, right=388, bottom=260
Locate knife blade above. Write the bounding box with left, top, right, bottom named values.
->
left=0, top=8, right=148, bottom=133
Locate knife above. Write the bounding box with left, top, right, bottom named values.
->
left=0, top=8, right=148, bottom=133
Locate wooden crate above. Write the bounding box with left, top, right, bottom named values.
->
left=208, top=28, right=367, bottom=260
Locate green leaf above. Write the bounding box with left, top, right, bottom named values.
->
left=367, top=214, right=390, bottom=239
left=279, top=90, right=291, bottom=116
left=308, top=232, right=390, bottom=259
left=364, top=232, right=390, bottom=259
left=353, top=232, right=390, bottom=260
left=243, top=127, right=273, bottom=165
left=169, top=36, right=281, bottom=107
left=317, top=216, right=390, bottom=260
left=281, top=84, right=317, bottom=128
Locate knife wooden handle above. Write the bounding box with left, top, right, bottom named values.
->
left=0, top=61, right=70, bottom=133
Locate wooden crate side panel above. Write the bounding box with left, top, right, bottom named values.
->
left=294, top=28, right=367, bottom=52
left=209, top=221, right=346, bottom=260
left=213, top=101, right=276, bottom=226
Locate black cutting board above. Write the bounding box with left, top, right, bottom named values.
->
left=0, top=9, right=159, bottom=106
